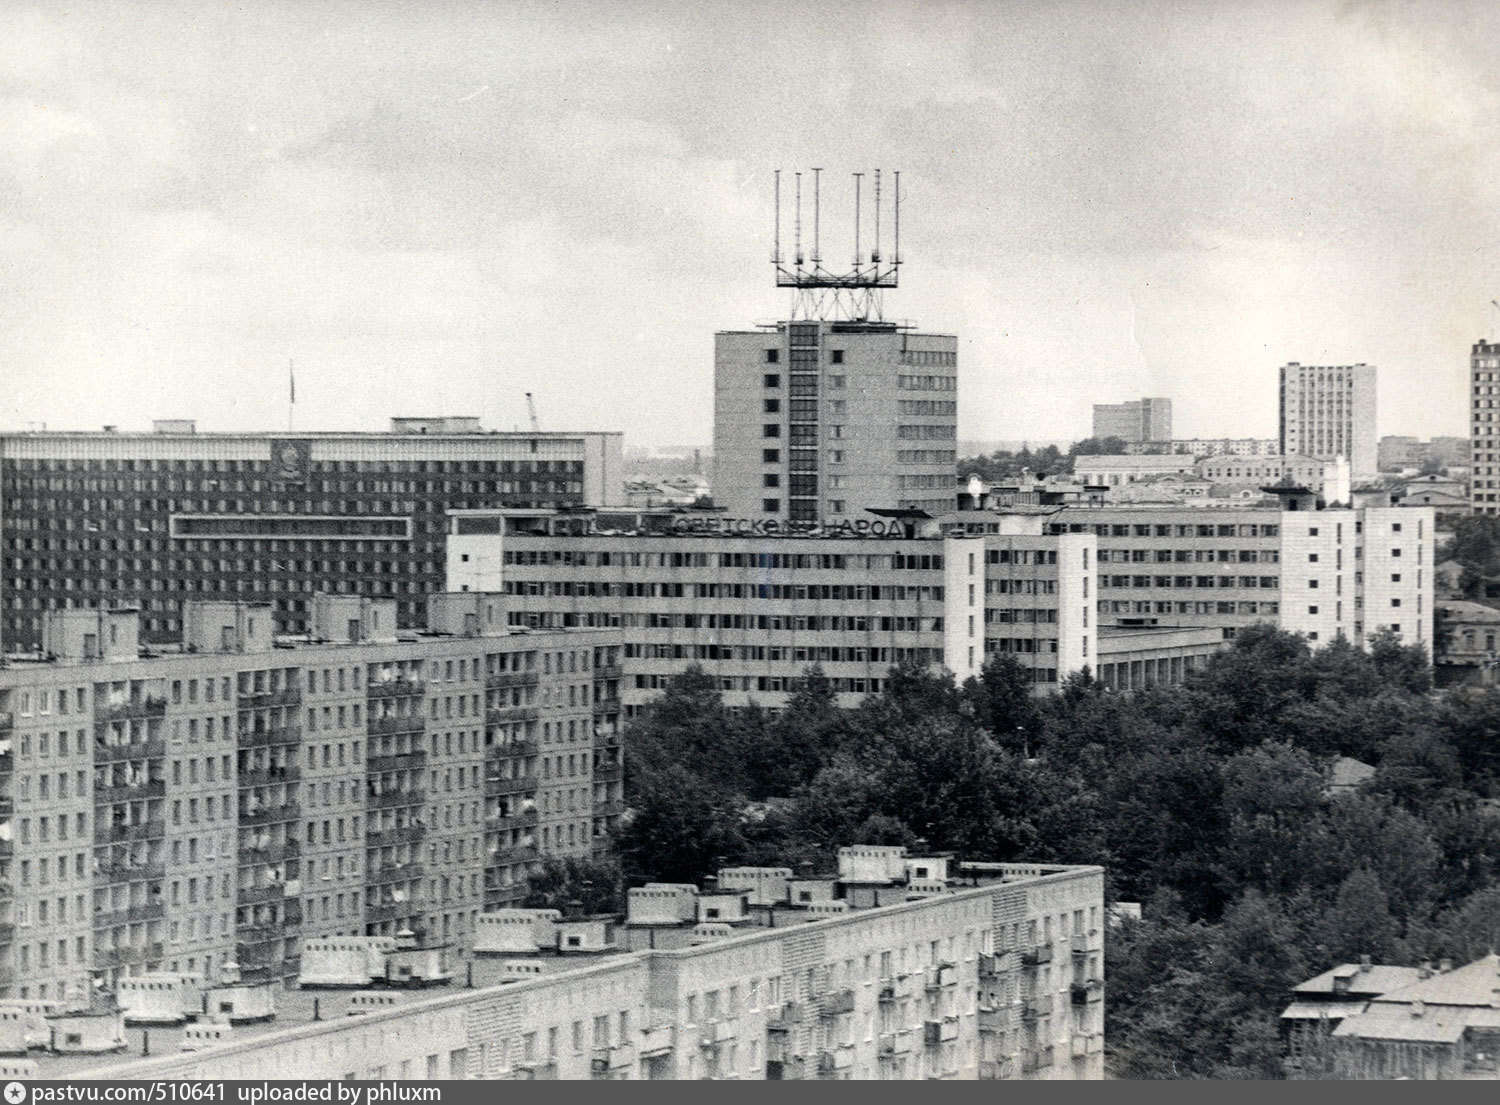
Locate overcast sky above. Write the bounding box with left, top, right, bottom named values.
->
left=3, top=0, right=1498, bottom=450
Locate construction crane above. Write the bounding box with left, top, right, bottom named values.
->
left=524, top=392, right=541, bottom=432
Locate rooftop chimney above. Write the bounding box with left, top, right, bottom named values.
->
left=701, top=875, right=719, bottom=894
left=797, top=861, right=815, bottom=880
left=1440, top=957, right=1454, bottom=974
left=1419, top=960, right=1433, bottom=979
left=1359, top=954, right=1372, bottom=972
left=1411, top=1000, right=1425, bottom=1018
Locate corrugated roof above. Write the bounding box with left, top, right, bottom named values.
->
left=1372, top=954, right=1500, bottom=1008
left=1332, top=1005, right=1468, bottom=1044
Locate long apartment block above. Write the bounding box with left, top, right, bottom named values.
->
left=0, top=595, right=623, bottom=1001
left=77, top=856, right=1105, bottom=1081
left=445, top=508, right=1231, bottom=710
left=0, top=418, right=624, bottom=650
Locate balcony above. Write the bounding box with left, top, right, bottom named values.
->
left=591, top=696, right=621, bottom=715
left=877, top=981, right=896, bottom=1004
left=978, top=1006, right=1006, bottom=1034
left=593, top=760, right=624, bottom=784
left=484, top=774, right=536, bottom=797
left=239, top=802, right=301, bottom=825
left=368, top=714, right=425, bottom=737
left=0, top=922, right=13, bottom=946
left=978, top=952, right=1012, bottom=977
left=238, top=688, right=301, bottom=710
left=486, top=671, right=539, bottom=691
left=100, top=697, right=168, bottom=722
left=639, top=1024, right=675, bottom=1059
left=94, top=819, right=166, bottom=845
left=367, top=749, right=428, bottom=773
left=367, top=678, right=425, bottom=699
left=367, top=899, right=422, bottom=924
left=237, top=764, right=301, bottom=788
left=512, top=1060, right=558, bottom=1080
left=94, top=900, right=166, bottom=928
left=236, top=883, right=289, bottom=907
left=925, top=963, right=959, bottom=991
left=1020, top=1046, right=1055, bottom=1074
left=238, top=838, right=300, bottom=865
left=766, top=1003, right=805, bottom=1032
left=237, top=922, right=291, bottom=945
left=922, top=1017, right=959, bottom=1046
left=95, top=778, right=166, bottom=804
left=0, top=711, right=11, bottom=732
left=238, top=725, right=302, bottom=748
left=96, top=737, right=167, bottom=763
left=487, top=705, right=540, bottom=726
left=1071, top=979, right=1104, bottom=1005
left=1022, top=994, right=1054, bottom=1021
left=593, top=663, right=624, bottom=681
left=488, top=809, right=539, bottom=831
left=592, top=729, right=621, bottom=749
left=96, top=861, right=166, bottom=883
left=97, top=942, right=165, bottom=967
left=1070, top=931, right=1097, bottom=956
left=596, top=798, right=627, bottom=819
left=491, top=845, right=539, bottom=867
left=819, top=989, right=856, bottom=1017
left=367, top=789, right=422, bottom=810
left=367, top=863, right=424, bottom=888
left=1020, top=944, right=1053, bottom=967
left=489, top=738, right=538, bottom=760
left=366, top=823, right=427, bottom=848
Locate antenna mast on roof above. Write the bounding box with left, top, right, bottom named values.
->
left=772, top=167, right=902, bottom=322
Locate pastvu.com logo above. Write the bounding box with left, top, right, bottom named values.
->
left=4, top=1081, right=26, bottom=1104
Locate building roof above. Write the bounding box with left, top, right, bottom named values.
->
left=1437, top=601, right=1500, bottom=624
left=1281, top=1000, right=1368, bottom=1021
left=1294, top=962, right=1419, bottom=997
left=1325, top=757, right=1377, bottom=792
left=1370, top=953, right=1500, bottom=1009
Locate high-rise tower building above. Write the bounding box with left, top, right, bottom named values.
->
left=712, top=169, right=958, bottom=522
left=1471, top=340, right=1500, bottom=514
left=1279, top=363, right=1377, bottom=479
left=1092, top=397, right=1172, bottom=444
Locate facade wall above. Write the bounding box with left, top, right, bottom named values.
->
left=0, top=429, right=623, bottom=650
left=80, top=865, right=1105, bottom=1082
left=1470, top=341, right=1500, bottom=515
left=0, top=624, right=623, bottom=1000
left=1279, top=363, right=1377, bottom=479
left=713, top=322, right=957, bottom=522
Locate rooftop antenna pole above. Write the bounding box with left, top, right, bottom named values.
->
left=894, top=171, right=901, bottom=267
left=772, top=170, right=781, bottom=265
left=873, top=169, right=881, bottom=263
left=288, top=358, right=295, bottom=432
left=794, top=172, right=803, bottom=267
left=1491, top=299, right=1499, bottom=342
left=853, top=172, right=863, bottom=269
left=811, top=168, right=822, bottom=266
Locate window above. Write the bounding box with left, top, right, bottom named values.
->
left=762, top=448, right=780, bottom=463
left=763, top=373, right=780, bottom=388
left=1308, top=606, right=1319, bottom=615
left=762, top=499, right=780, bottom=513
left=763, top=424, right=780, bottom=438
left=830, top=349, right=844, bottom=364
left=763, top=398, right=781, bottom=413
left=762, top=474, right=780, bottom=488
left=1392, top=598, right=1402, bottom=607
left=765, top=349, right=779, bottom=363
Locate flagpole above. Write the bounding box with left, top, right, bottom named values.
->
left=289, top=358, right=295, bottom=432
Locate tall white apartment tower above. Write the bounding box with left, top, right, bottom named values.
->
left=1279, top=362, right=1378, bottom=480
left=713, top=168, right=959, bottom=523
left=1470, top=340, right=1500, bottom=515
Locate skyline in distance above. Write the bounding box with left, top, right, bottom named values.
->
left=2, top=0, right=1497, bottom=450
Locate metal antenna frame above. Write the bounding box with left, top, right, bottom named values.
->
left=773, top=167, right=902, bottom=322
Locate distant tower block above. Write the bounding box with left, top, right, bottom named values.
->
left=773, top=168, right=902, bottom=322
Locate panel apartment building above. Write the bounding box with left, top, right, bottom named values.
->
left=0, top=418, right=624, bottom=650
left=79, top=855, right=1106, bottom=1082
left=1279, top=362, right=1378, bottom=479
left=713, top=320, right=958, bottom=523
left=446, top=508, right=1229, bottom=711
left=1091, top=398, right=1171, bottom=444
left=0, top=596, right=624, bottom=1001
left=1471, top=340, right=1500, bottom=515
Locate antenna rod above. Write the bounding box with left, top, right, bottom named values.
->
left=874, top=169, right=881, bottom=263
left=811, top=168, right=821, bottom=265
left=853, top=172, right=863, bottom=269
left=794, top=172, right=802, bottom=267
left=773, top=170, right=781, bottom=265
left=894, top=171, right=901, bottom=266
